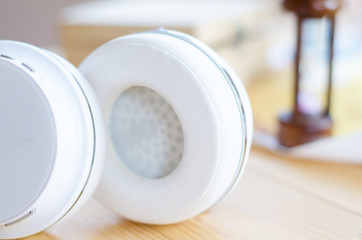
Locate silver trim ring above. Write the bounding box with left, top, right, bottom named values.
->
left=143, top=29, right=249, bottom=204
left=47, top=52, right=97, bottom=227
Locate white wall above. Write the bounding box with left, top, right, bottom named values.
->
left=0, top=0, right=89, bottom=47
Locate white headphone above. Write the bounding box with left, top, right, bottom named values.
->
left=0, top=29, right=252, bottom=239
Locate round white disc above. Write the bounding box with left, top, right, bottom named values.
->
left=0, top=61, right=56, bottom=223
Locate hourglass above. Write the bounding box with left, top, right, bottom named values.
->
left=278, top=0, right=342, bottom=147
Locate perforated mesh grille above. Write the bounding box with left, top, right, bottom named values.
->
left=110, top=86, right=184, bottom=179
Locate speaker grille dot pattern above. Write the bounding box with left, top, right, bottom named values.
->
left=109, top=86, right=184, bottom=179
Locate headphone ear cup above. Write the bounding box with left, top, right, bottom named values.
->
left=79, top=30, right=253, bottom=224
left=0, top=41, right=106, bottom=239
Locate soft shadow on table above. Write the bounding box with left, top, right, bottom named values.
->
left=253, top=130, right=362, bottom=165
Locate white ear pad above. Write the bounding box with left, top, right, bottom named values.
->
left=0, top=41, right=106, bottom=239
left=79, top=30, right=253, bottom=224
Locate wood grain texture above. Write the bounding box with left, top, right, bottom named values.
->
left=22, top=148, right=362, bottom=240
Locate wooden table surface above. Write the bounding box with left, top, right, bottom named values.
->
left=23, top=146, right=362, bottom=240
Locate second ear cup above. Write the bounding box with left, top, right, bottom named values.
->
left=79, top=30, right=253, bottom=224
left=0, top=41, right=106, bottom=239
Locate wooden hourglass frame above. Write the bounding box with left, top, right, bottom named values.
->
left=278, top=0, right=342, bottom=147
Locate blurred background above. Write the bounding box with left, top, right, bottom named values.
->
left=0, top=0, right=88, bottom=47
left=1, top=0, right=362, bottom=139
left=0, top=0, right=272, bottom=47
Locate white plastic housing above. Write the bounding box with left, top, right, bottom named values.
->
left=0, top=41, right=106, bottom=239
